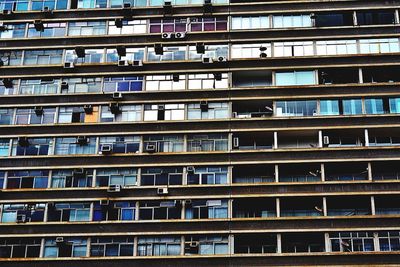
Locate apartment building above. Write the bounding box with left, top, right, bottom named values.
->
left=0, top=0, right=400, bottom=266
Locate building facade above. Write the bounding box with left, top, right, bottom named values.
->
left=0, top=0, right=400, bottom=266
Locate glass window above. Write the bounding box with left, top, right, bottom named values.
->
left=0, top=51, right=22, bottom=66
left=96, top=168, right=137, bottom=187
left=65, top=49, right=104, bottom=64
left=231, top=43, right=271, bottom=59
left=0, top=23, right=26, bottom=39
left=0, top=109, right=14, bottom=125
left=143, top=135, right=184, bottom=153
left=144, top=104, right=185, bottom=121
left=190, top=17, right=227, bottom=32
left=106, top=47, right=144, bottom=62
left=19, top=79, right=59, bottom=95
left=365, top=98, right=384, bottom=114
left=273, top=14, right=312, bottom=28
left=141, top=167, right=183, bottom=186
left=188, top=73, right=228, bottom=90
left=360, top=38, right=400, bottom=54
left=51, top=169, right=93, bottom=188
left=23, top=50, right=63, bottom=65
left=145, top=75, right=185, bottom=91
left=103, top=76, right=143, bottom=92
left=149, top=18, right=188, bottom=33
left=54, top=137, right=96, bottom=155
left=187, top=134, right=228, bottom=152
left=0, top=139, right=10, bottom=156
left=320, top=100, right=339, bottom=115
left=274, top=41, right=314, bottom=57
left=27, top=22, right=66, bottom=38
left=12, top=138, right=52, bottom=156
left=77, top=0, right=107, bottom=8
left=187, top=166, right=228, bottom=185
left=231, top=16, right=269, bottom=30
left=147, top=46, right=186, bottom=61
left=342, top=99, right=362, bottom=115
left=15, top=108, right=56, bottom=125
left=98, top=136, right=140, bottom=154
left=61, top=77, right=102, bottom=94
left=276, top=100, right=317, bottom=117
left=187, top=102, right=229, bottom=120
left=108, top=19, right=147, bottom=34
left=316, top=40, right=358, bottom=55
left=275, top=71, right=316, bottom=86
left=390, top=98, right=400, bottom=114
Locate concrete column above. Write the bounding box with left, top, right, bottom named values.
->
left=276, top=234, right=282, bottom=253
left=274, top=164, right=279, bottom=182
left=368, top=162, right=373, bottom=181
left=321, top=163, right=325, bottom=182
left=273, top=131, right=278, bottom=149
left=318, top=130, right=323, bottom=148
left=371, top=196, right=376, bottom=215
left=323, top=197, right=328, bottom=216
left=364, top=129, right=369, bottom=147
left=373, top=232, right=380, bottom=252
left=324, top=233, right=331, bottom=252
left=276, top=198, right=280, bottom=217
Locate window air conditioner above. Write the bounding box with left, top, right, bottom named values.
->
left=100, top=199, right=110, bottom=205
left=215, top=56, right=227, bottom=62
left=18, top=137, right=30, bottom=147
left=107, top=184, right=121, bottom=193
left=187, top=166, right=195, bottom=173
left=115, top=18, right=123, bottom=28
left=109, top=103, right=121, bottom=114
left=100, top=144, right=113, bottom=154
left=64, top=62, right=74, bottom=69
left=76, top=136, right=89, bottom=146
left=202, top=57, right=213, bottom=64
left=145, top=143, right=157, bottom=153
left=157, top=187, right=169, bottom=195
left=323, top=136, right=330, bottom=145
left=161, top=32, right=173, bottom=39
left=61, top=81, right=69, bottom=90
left=233, top=137, right=240, bottom=148
left=16, top=214, right=26, bottom=223
left=132, top=60, right=143, bottom=67
left=174, top=32, right=186, bottom=39
left=83, top=104, right=93, bottom=114
left=112, top=92, right=123, bottom=100
left=55, top=237, right=64, bottom=243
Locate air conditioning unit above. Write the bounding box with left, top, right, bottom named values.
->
left=33, top=106, right=43, bottom=116
left=260, top=52, right=268, bottom=58
left=0, top=22, right=7, bottom=32
left=200, top=101, right=208, bottom=111
left=196, top=43, right=205, bottom=54
left=163, top=1, right=173, bottom=15
left=161, top=32, right=173, bottom=39
left=115, top=18, right=123, bottom=28
left=55, top=237, right=64, bottom=244
left=33, top=20, right=44, bottom=31
left=144, top=143, right=157, bottom=153
left=202, top=57, right=213, bottom=64
left=215, top=56, right=227, bottom=62
left=100, top=144, right=113, bottom=154
left=76, top=136, right=89, bottom=146
left=74, top=46, right=85, bottom=58
left=184, top=199, right=192, bottom=207
left=2, top=78, right=13, bottom=88
left=16, top=214, right=26, bottom=223
left=188, top=241, right=199, bottom=247
left=232, top=112, right=238, bottom=118
left=323, top=136, right=330, bottom=145
left=233, top=137, right=240, bottom=148
left=187, top=166, right=195, bottom=173
left=42, top=6, right=52, bottom=12
left=83, top=104, right=93, bottom=114
left=100, top=199, right=110, bottom=205
left=112, top=92, right=123, bottom=100
left=213, top=73, right=222, bottom=81
left=154, top=43, right=164, bottom=55
left=174, top=32, right=186, bottom=39
left=203, top=0, right=213, bottom=14
left=17, top=137, right=30, bottom=147
left=157, top=187, right=169, bottom=195
left=158, top=105, right=165, bottom=111
left=64, top=62, right=74, bottom=69
left=60, top=81, right=69, bottom=90
left=116, top=45, right=126, bottom=57
left=118, top=60, right=129, bottom=67
left=172, top=74, right=180, bottom=82
left=123, top=2, right=131, bottom=8
left=109, top=103, right=121, bottom=114
left=132, top=60, right=143, bottom=67
left=107, top=184, right=121, bottom=192
left=2, top=9, right=12, bottom=15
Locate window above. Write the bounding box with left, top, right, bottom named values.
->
left=54, top=137, right=96, bottom=155
left=47, top=203, right=91, bottom=222
left=357, top=11, right=395, bottom=25
left=1, top=203, right=45, bottom=223
left=100, top=104, right=141, bottom=122
left=185, top=200, right=228, bottom=219
left=231, top=43, right=271, bottom=59
left=61, top=77, right=101, bottom=94
left=91, top=237, right=134, bottom=256
left=27, top=22, right=66, bottom=38
left=145, top=75, right=185, bottom=91
left=359, top=38, right=400, bottom=54
left=0, top=23, right=26, bottom=39
left=188, top=73, right=228, bottom=90
left=187, top=134, right=228, bottom=152
left=187, top=166, right=228, bottom=185
left=0, top=109, right=14, bottom=125
left=96, top=168, right=137, bottom=187
left=330, top=232, right=375, bottom=252
left=320, top=100, right=339, bottom=116
left=44, top=238, right=87, bottom=257
left=51, top=169, right=93, bottom=188
left=275, top=71, right=316, bottom=86
left=342, top=99, right=362, bottom=115
left=390, top=98, right=400, bottom=114
left=31, top=0, right=68, bottom=10
left=274, top=42, right=314, bottom=57
left=316, top=40, right=357, bottom=55
left=0, top=81, right=18, bottom=95
left=273, top=15, right=312, bottom=28
left=109, top=0, right=145, bottom=7
left=378, top=231, right=400, bottom=251
left=7, top=170, right=48, bottom=189
left=141, top=167, right=183, bottom=186
left=137, top=237, right=181, bottom=256
left=103, top=76, right=143, bottom=92
left=144, top=104, right=185, bottom=121
left=98, top=136, right=140, bottom=154
left=231, top=16, right=269, bottom=30
left=0, top=0, right=28, bottom=11
left=147, top=46, right=186, bottom=61
left=187, top=102, right=229, bottom=120
left=185, top=235, right=228, bottom=255
left=108, top=19, right=147, bottom=34
left=149, top=18, right=187, bottom=33
left=0, top=51, right=22, bottom=66
left=275, top=101, right=317, bottom=117
left=188, top=44, right=228, bottom=61
left=58, top=106, right=99, bottom=123
left=19, top=79, right=60, bottom=95
left=365, top=99, right=384, bottom=114
left=68, top=21, right=106, bottom=36
left=65, top=49, right=104, bottom=64
left=143, top=135, right=184, bottom=153
left=12, top=138, right=52, bottom=156
left=0, top=172, right=4, bottom=189
left=106, top=47, right=144, bottom=62
left=0, top=139, right=10, bottom=157
left=190, top=17, right=227, bottom=32
left=23, top=50, right=63, bottom=65
left=0, top=238, right=41, bottom=258
left=315, top=13, right=354, bottom=27
left=139, top=201, right=181, bottom=220
left=15, top=108, right=56, bottom=125
left=93, top=201, right=136, bottom=221
left=77, top=0, right=107, bottom=8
